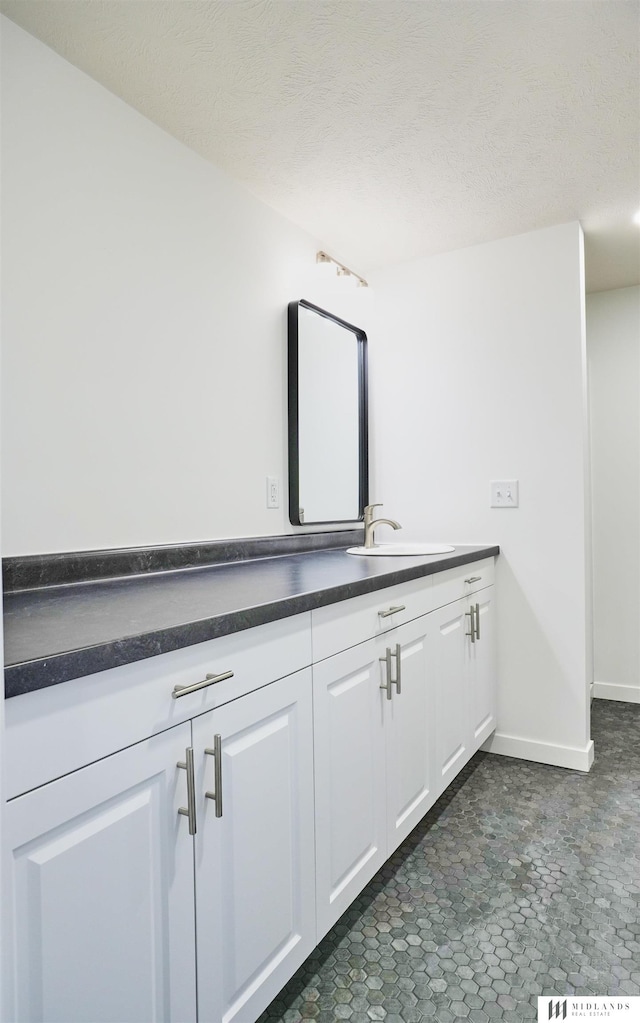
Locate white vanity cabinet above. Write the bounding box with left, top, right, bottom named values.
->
left=2, top=616, right=314, bottom=1023
left=432, top=568, right=496, bottom=796
left=192, top=668, right=316, bottom=1023
left=3, top=722, right=197, bottom=1023
left=312, top=560, right=496, bottom=940
left=432, top=598, right=471, bottom=792
left=312, top=638, right=387, bottom=938
left=469, top=586, right=497, bottom=747
left=384, top=614, right=435, bottom=854
left=312, top=590, right=435, bottom=939
left=2, top=554, right=497, bottom=1023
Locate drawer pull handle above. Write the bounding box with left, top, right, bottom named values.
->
left=379, top=647, right=393, bottom=700
left=475, top=602, right=480, bottom=641
left=204, top=735, right=223, bottom=818
left=378, top=604, right=406, bottom=618
left=391, top=643, right=402, bottom=695
left=172, top=670, right=234, bottom=699
left=379, top=644, right=402, bottom=698
left=465, top=606, right=476, bottom=644
left=465, top=576, right=482, bottom=584
left=177, top=747, right=197, bottom=835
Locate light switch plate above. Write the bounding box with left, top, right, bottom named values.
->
left=491, top=480, right=519, bottom=508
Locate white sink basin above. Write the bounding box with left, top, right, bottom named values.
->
left=347, top=543, right=456, bottom=557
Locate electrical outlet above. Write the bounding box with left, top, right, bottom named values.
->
left=266, top=476, right=280, bottom=509
left=491, top=480, right=519, bottom=508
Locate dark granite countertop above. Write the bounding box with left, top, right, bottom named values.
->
left=3, top=536, right=499, bottom=698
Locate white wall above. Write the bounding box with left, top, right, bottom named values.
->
left=0, top=18, right=373, bottom=555
left=370, top=223, right=593, bottom=770
left=587, top=285, right=640, bottom=704
left=1, top=19, right=594, bottom=771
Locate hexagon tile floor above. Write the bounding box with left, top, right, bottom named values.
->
left=259, top=699, right=640, bottom=1022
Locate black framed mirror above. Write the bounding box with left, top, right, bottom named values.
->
left=288, top=299, right=369, bottom=525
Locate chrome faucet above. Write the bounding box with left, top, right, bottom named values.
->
left=363, top=503, right=402, bottom=549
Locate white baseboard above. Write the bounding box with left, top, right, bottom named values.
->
left=593, top=681, right=640, bottom=704
left=482, top=731, right=595, bottom=772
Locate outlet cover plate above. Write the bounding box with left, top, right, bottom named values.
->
left=266, top=476, right=280, bottom=509
left=491, top=480, right=519, bottom=508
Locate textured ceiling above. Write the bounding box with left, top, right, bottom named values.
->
left=2, top=0, right=639, bottom=291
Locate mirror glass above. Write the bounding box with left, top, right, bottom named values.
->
left=288, top=300, right=368, bottom=525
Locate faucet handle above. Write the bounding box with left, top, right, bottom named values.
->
left=363, top=503, right=382, bottom=523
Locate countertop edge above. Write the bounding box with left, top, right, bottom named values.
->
left=4, top=545, right=500, bottom=699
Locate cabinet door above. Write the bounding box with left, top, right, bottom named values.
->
left=193, top=669, right=315, bottom=1023
left=3, top=724, right=196, bottom=1023
left=469, top=586, right=497, bottom=748
left=382, top=615, right=435, bottom=854
left=313, top=640, right=386, bottom=940
left=433, top=598, right=471, bottom=795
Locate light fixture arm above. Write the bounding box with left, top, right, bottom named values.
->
left=316, top=250, right=368, bottom=288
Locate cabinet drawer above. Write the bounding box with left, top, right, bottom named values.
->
left=4, top=613, right=312, bottom=799
left=311, top=576, right=433, bottom=662
left=429, top=559, right=495, bottom=611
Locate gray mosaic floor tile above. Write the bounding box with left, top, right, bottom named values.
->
left=259, top=700, right=640, bottom=1022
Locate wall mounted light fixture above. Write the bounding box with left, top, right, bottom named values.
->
left=316, top=251, right=368, bottom=288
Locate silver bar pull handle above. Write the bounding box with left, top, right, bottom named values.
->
left=475, top=602, right=481, bottom=641
left=172, top=669, right=234, bottom=699
left=379, top=647, right=393, bottom=700
left=204, top=735, right=223, bottom=817
left=391, top=643, right=402, bottom=695
left=378, top=604, right=406, bottom=619
left=465, top=576, right=482, bottom=584
left=465, top=606, right=476, bottom=643
left=177, top=747, right=197, bottom=835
